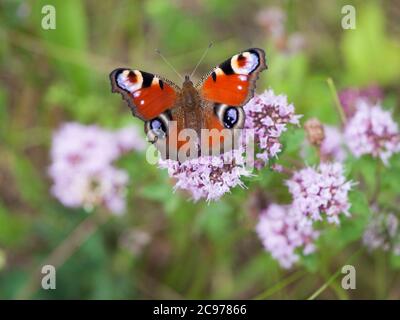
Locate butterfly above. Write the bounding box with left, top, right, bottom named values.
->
left=109, top=48, right=267, bottom=161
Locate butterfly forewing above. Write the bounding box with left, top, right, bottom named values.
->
left=196, top=48, right=267, bottom=107
left=109, top=68, right=180, bottom=121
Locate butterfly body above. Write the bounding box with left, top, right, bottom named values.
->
left=110, top=48, right=267, bottom=161
left=177, top=76, right=203, bottom=134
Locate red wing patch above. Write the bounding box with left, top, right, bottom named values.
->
left=197, top=48, right=267, bottom=107
left=110, top=69, right=179, bottom=121
left=203, top=114, right=226, bottom=152
left=201, top=73, right=251, bottom=106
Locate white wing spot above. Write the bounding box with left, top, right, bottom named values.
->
left=117, top=70, right=143, bottom=93
left=140, top=100, right=145, bottom=105
left=231, top=52, right=259, bottom=75
left=215, top=67, right=224, bottom=76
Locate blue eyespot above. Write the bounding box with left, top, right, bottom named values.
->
left=223, top=107, right=239, bottom=128
left=150, top=118, right=167, bottom=137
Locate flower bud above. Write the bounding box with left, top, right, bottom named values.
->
left=304, top=118, right=325, bottom=147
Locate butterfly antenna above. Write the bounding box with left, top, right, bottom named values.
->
left=155, top=49, right=183, bottom=81
left=190, top=42, right=213, bottom=79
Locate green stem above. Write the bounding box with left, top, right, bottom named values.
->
left=307, top=248, right=363, bottom=300
left=327, top=78, right=346, bottom=125
left=369, top=160, right=382, bottom=205
left=254, top=270, right=305, bottom=300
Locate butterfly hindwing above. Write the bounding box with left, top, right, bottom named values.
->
left=199, top=100, right=245, bottom=155
left=196, top=48, right=267, bottom=107
left=110, top=68, right=180, bottom=121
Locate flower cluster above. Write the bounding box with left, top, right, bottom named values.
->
left=339, top=85, right=383, bottom=118
left=244, top=89, right=301, bottom=167
left=49, top=122, right=144, bottom=214
left=256, top=162, right=352, bottom=268
left=256, top=204, right=319, bottom=269
left=158, top=90, right=300, bottom=202
left=286, top=162, right=353, bottom=224
left=159, top=149, right=251, bottom=202
left=344, top=101, right=400, bottom=165
left=320, top=125, right=347, bottom=162
left=363, top=211, right=400, bottom=256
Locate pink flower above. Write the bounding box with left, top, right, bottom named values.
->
left=115, top=126, right=146, bottom=153
left=344, top=101, right=400, bottom=165
left=244, top=89, right=301, bottom=167
left=49, top=122, right=144, bottom=214
left=320, top=125, right=347, bottom=162
left=286, top=162, right=353, bottom=224
left=50, top=123, right=119, bottom=173
left=158, top=149, right=251, bottom=202
left=256, top=204, right=319, bottom=269
left=363, top=211, right=400, bottom=255
left=50, top=166, right=128, bottom=214
left=339, top=85, right=383, bottom=118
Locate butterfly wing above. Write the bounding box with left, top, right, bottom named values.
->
left=196, top=48, right=267, bottom=154
left=196, top=48, right=267, bottom=107
left=110, top=68, right=183, bottom=159
left=110, top=68, right=180, bottom=121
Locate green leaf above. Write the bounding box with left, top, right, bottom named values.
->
left=281, top=128, right=305, bottom=154
left=389, top=253, right=400, bottom=270
left=139, top=182, right=174, bottom=203
left=0, top=204, right=30, bottom=247
left=320, top=190, right=371, bottom=251
left=12, top=153, right=47, bottom=208
left=195, top=201, right=233, bottom=241
left=301, top=253, right=319, bottom=273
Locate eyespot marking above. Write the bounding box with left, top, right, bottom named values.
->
left=214, top=104, right=245, bottom=129
left=231, top=51, right=260, bottom=74
left=145, top=112, right=171, bottom=142
left=116, top=69, right=143, bottom=93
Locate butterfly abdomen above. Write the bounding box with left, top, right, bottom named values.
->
left=180, top=79, right=202, bottom=133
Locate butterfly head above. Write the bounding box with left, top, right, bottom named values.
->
left=183, top=74, right=193, bottom=87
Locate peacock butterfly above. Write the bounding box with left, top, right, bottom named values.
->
left=110, top=48, right=267, bottom=162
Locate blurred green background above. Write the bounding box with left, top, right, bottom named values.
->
left=0, top=0, right=400, bottom=299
